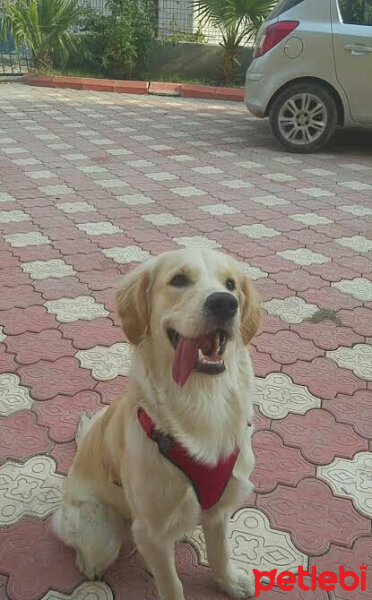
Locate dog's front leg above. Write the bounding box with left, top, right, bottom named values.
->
left=133, top=521, right=185, bottom=600
left=202, top=510, right=254, bottom=599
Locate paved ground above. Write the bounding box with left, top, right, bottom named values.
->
left=0, top=81, right=371, bottom=600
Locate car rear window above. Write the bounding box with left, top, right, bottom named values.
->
left=338, top=0, right=372, bottom=25
left=270, top=0, right=306, bottom=19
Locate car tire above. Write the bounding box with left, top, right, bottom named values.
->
left=269, top=82, right=338, bottom=153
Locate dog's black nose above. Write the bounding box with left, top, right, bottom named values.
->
left=204, top=292, right=238, bottom=321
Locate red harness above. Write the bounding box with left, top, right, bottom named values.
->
left=138, top=408, right=240, bottom=510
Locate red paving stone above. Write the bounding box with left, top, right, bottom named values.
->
left=4, top=329, right=75, bottom=365
left=60, top=317, right=122, bottom=349
left=311, top=537, right=372, bottom=600
left=18, top=356, right=95, bottom=400
left=271, top=409, right=368, bottom=464
left=326, top=391, right=372, bottom=440
left=254, top=330, right=322, bottom=364
left=0, top=306, right=58, bottom=335
left=34, top=390, right=102, bottom=442
left=0, top=83, right=371, bottom=600
left=0, top=411, right=52, bottom=462
left=0, top=285, right=44, bottom=310
left=257, top=478, right=371, bottom=555
left=284, top=357, right=366, bottom=399
left=252, top=430, right=315, bottom=493
left=0, top=520, right=84, bottom=600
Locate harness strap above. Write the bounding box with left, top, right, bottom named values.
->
left=138, top=407, right=243, bottom=510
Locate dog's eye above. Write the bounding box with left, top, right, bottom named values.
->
left=225, top=278, right=235, bottom=291
left=169, top=273, right=189, bottom=287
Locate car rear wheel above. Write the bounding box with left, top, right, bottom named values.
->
left=269, top=82, right=338, bottom=153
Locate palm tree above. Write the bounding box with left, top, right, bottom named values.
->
left=194, top=0, right=276, bottom=84
left=0, top=0, right=86, bottom=70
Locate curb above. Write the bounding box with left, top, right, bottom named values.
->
left=23, top=74, right=244, bottom=102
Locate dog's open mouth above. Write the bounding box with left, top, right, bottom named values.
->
left=167, top=328, right=228, bottom=387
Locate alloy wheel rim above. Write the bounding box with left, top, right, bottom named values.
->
left=278, top=93, right=328, bottom=145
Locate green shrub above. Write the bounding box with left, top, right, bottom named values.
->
left=71, top=0, right=156, bottom=79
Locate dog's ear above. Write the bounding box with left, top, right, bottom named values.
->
left=239, top=275, right=262, bottom=345
left=115, top=264, right=151, bottom=345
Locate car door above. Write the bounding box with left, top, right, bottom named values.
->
left=331, top=0, right=372, bottom=124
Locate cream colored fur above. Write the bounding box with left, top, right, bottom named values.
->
left=52, top=248, right=261, bottom=599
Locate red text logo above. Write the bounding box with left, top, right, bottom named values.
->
left=253, top=565, right=367, bottom=597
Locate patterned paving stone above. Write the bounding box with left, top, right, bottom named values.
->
left=0, top=210, right=30, bottom=224
left=21, top=259, right=76, bottom=280
left=76, top=343, right=131, bottom=380
left=173, top=235, right=221, bottom=249
left=4, top=330, right=75, bottom=365
left=272, top=409, right=368, bottom=465
left=252, top=430, right=315, bottom=493
left=44, top=296, right=109, bottom=323
left=0, top=373, right=34, bottom=417
left=284, top=356, right=366, bottom=400
left=326, top=390, right=372, bottom=439
left=317, top=451, right=372, bottom=519
left=238, top=261, right=268, bottom=280
left=335, top=235, right=372, bottom=253
left=18, top=356, right=95, bottom=400
left=292, top=321, right=363, bottom=351
left=76, top=222, right=122, bottom=236
left=0, top=519, right=83, bottom=600
left=101, top=245, right=150, bottom=264
left=34, top=390, right=102, bottom=443
left=32, top=277, right=91, bottom=300
left=0, top=455, right=63, bottom=526
left=51, top=441, right=77, bottom=475
left=95, top=376, right=128, bottom=405
left=264, top=296, right=319, bottom=324
left=326, top=344, right=372, bottom=381
left=0, top=347, right=18, bottom=374
left=257, top=478, right=371, bottom=555
left=40, top=582, right=114, bottom=600
left=278, top=248, right=330, bottom=266
left=0, top=306, right=58, bottom=335
left=4, top=232, right=51, bottom=247
left=254, top=331, right=321, bottom=365
left=254, top=373, right=321, bottom=419
left=332, top=277, right=372, bottom=302
left=0, top=411, right=52, bottom=462
left=235, top=224, right=280, bottom=239
left=311, top=537, right=372, bottom=600
left=60, top=318, right=122, bottom=349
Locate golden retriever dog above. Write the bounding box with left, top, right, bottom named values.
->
left=52, top=248, right=261, bottom=600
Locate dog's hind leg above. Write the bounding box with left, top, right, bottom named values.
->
left=52, top=495, right=128, bottom=580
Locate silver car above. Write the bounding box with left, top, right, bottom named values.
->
left=245, top=0, right=372, bottom=152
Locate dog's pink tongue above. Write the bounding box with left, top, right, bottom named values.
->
left=172, top=337, right=201, bottom=387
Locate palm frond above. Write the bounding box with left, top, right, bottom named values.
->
left=1, top=0, right=86, bottom=68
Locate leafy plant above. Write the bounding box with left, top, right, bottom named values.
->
left=160, top=28, right=207, bottom=45
left=78, top=0, right=156, bottom=79
left=0, top=0, right=86, bottom=70
left=194, top=0, right=276, bottom=83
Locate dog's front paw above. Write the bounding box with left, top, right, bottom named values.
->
left=217, top=568, right=255, bottom=599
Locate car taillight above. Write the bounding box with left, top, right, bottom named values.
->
left=254, top=20, right=300, bottom=58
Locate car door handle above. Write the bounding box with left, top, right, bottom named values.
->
left=345, top=44, right=372, bottom=54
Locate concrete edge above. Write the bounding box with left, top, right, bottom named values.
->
left=22, top=74, right=244, bottom=102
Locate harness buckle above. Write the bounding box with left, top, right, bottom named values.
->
left=151, top=429, right=174, bottom=455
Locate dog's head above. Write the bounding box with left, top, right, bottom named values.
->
left=116, top=249, right=261, bottom=387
